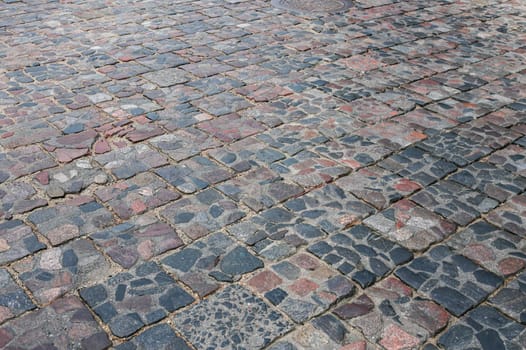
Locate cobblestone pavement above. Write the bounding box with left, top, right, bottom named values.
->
left=0, top=0, right=525, bottom=349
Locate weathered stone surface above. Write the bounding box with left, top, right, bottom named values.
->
left=162, top=232, right=262, bottom=297
left=0, top=269, right=35, bottom=324
left=114, top=323, right=192, bottom=350
left=0, top=296, right=111, bottom=349
left=0, top=181, right=47, bottom=219
left=91, top=215, right=184, bottom=269
left=173, top=285, right=292, bottom=349
left=13, top=239, right=111, bottom=305
left=81, top=261, right=194, bottom=338
left=490, top=271, right=526, bottom=324
left=486, top=194, right=526, bottom=237
left=0, top=220, right=45, bottom=265
left=149, top=127, right=221, bottom=162
left=0, top=145, right=56, bottom=183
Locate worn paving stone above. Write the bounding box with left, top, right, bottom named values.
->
left=354, top=122, right=427, bottom=151
left=339, top=97, right=399, bottom=124
left=192, top=91, right=252, bottom=116
left=396, top=245, right=503, bottom=317
left=0, top=269, right=35, bottom=324
left=308, top=224, right=412, bottom=288
left=0, top=220, right=45, bottom=265
left=149, top=127, right=220, bottom=162
left=373, top=88, right=432, bottom=112
left=449, top=161, right=526, bottom=202
left=0, top=145, right=56, bottom=183
left=173, top=284, right=292, bottom=350
left=27, top=196, right=115, bottom=246
left=417, top=131, right=493, bottom=167
left=447, top=220, right=526, bottom=277
left=425, top=98, right=490, bottom=123
left=313, top=135, right=395, bottom=170
left=490, top=271, right=526, bottom=324
left=0, top=296, right=111, bottom=349
left=411, top=180, right=500, bottom=226
left=456, top=119, right=522, bottom=149
left=91, top=215, right=184, bottom=269
left=34, top=158, right=108, bottom=198
left=437, top=305, right=525, bottom=350
left=207, top=136, right=286, bottom=173
left=486, top=194, right=526, bottom=237
left=187, top=75, right=244, bottom=96
left=247, top=253, right=354, bottom=323
left=95, top=144, right=169, bottom=179
left=160, top=188, right=245, bottom=240
left=142, top=67, right=190, bottom=87
left=333, top=276, right=450, bottom=348
left=378, top=146, right=457, bottom=186
left=336, top=166, right=421, bottom=210
left=94, top=172, right=180, bottom=220
left=217, top=167, right=303, bottom=212
left=80, top=261, right=194, bottom=338
left=162, top=232, right=262, bottom=297
left=0, top=121, right=61, bottom=148
left=487, top=144, right=526, bottom=177
left=197, top=113, right=265, bottom=142
left=392, top=108, right=458, bottom=136
left=256, top=123, right=329, bottom=156
left=114, top=323, right=192, bottom=350
left=13, top=239, right=111, bottom=305
left=270, top=150, right=350, bottom=189
left=0, top=181, right=47, bottom=219
left=155, top=156, right=232, bottom=194
left=364, top=199, right=457, bottom=251
left=405, top=78, right=461, bottom=101
left=268, top=321, right=372, bottom=350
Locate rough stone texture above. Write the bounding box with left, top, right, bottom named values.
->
left=486, top=194, right=526, bottom=237
left=27, top=196, right=115, bottom=245
left=149, top=127, right=221, bottom=162
left=173, top=285, right=292, bottom=350
left=0, top=145, right=56, bottom=183
left=487, top=144, right=526, bottom=177
left=247, top=253, right=355, bottom=322
left=396, top=245, right=503, bottom=316
left=438, top=306, right=526, bottom=350
left=0, top=181, right=47, bottom=219
left=490, top=271, right=526, bottom=324
left=0, top=269, right=35, bottom=324
left=114, top=323, right=192, bottom=350
left=0, top=220, right=45, bottom=265
left=0, top=296, right=111, bottom=349
left=160, top=188, right=245, bottom=240
left=162, top=232, right=263, bottom=297
left=333, top=277, right=450, bottom=348
left=308, top=225, right=413, bottom=288
left=364, top=199, right=456, bottom=251
left=94, top=172, right=180, bottom=219
left=91, top=215, right=184, bottom=269
left=13, top=239, right=111, bottom=305
left=95, top=144, right=168, bottom=179
left=411, top=180, right=499, bottom=226
left=80, top=261, right=194, bottom=338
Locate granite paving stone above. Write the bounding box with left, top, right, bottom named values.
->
left=160, top=188, right=245, bottom=240
left=487, top=144, right=526, bottom=177
left=372, top=88, right=432, bottom=112
left=308, top=225, right=412, bottom=288
left=293, top=110, right=366, bottom=139
left=0, top=121, right=61, bottom=149
left=34, top=158, right=108, bottom=198
left=114, top=323, right=192, bottom=350
left=447, top=220, right=526, bottom=277
left=217, top=167, right=303, bottom=212
left=155, top=156, right=232, bottom=194
left=364, top=199, right=457, bottom=251
left=13, top=239, right=111, bottom=305
left=354, top=122, right=427, bottom=151
left=455, top=119, right=522, bottom=150
left=333, top=276, right=450, bottom=348
left=396, top=245, right=503, bottom=316
left=417, top=131, right=493, bottom=167
left=0, top=181, right=47, bottom=219
left=80, top=261, right=195, bottom=338
left=142, top=67, right=190, bottom=87
left=448, top=161, right=526, bottom=202
left=162, top=232, right=263, bottom=297
left=411, top=180, right=500, bottom=226
left=94, top=172, right=180, bottom=220
left=490, top=271, right=526, bottom=324
left=197, top=113, right=265, bottom=142
left=437, top=306, right=525, bottom=350
left=338, top=97, right=399, bottom=124
left=27, top=196, right=115, bottom=246
left=149, top=127, right=221, bottom=162
left=95, top=144, right=169, bottom=179
left=336, top=166, right=422, bottom=210
left=91, top=215, right=184, bottom=269
left=0, top=296, right=111, bottom=349
left=405, top=78, right=461, bottom=101
left=0, top=145, right=56, bottom=183
left=256, top=123, right=329, bottom=156
left=486, top=194, right=526, bottom=237
left=247, top=253, right=355, bottom=323
left=192, top=91, right=252, bottom=116
left=392, top=108, right=459, bottom=136
left=173, top=284, right=292, bottom=350
left=0, top=220, right=45, bottom=266
left=0, top=269, right=35, bottom=324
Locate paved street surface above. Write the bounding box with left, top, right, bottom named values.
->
left=0, top=0, right=525, bottom=348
